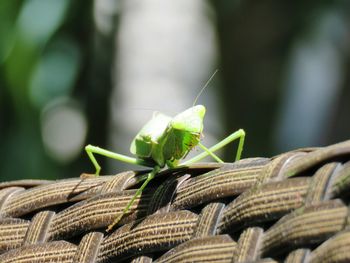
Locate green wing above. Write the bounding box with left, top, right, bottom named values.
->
left=163, top=128, right=200, bottom=164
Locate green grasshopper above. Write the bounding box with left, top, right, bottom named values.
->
left=84, top=104, right=245, bottom=232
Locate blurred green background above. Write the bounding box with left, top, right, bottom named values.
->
left=1, top=0, right=349, bottom=181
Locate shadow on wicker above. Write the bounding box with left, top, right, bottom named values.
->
left=1, top=140, right=350, bottom=262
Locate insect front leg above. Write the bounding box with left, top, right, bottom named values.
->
left=84, top=145, right=152, bottom=176
left=106, top=165, right=160, bottom=232
left=181, top=129, right=246, bottom=165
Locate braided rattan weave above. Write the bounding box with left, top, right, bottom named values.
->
left=1, top=140, right=350, bottom=262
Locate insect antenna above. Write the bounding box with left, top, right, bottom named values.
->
left=192, top=69, right=219, bottom=106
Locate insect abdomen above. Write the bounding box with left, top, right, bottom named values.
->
left=130, top=112, right=172, bottom=164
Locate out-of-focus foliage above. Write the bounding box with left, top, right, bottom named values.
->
left=0, top=0, right=93, bottom=180
left=0, top=0, right=349, bottom=181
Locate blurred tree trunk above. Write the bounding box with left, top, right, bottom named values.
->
left=214, top=1, right=350, bottom=158
left=274, top=7, right=348, bottom=151
left=82, top=0, right=120, bottom=172
left=108, top=0, right=219, bottom=172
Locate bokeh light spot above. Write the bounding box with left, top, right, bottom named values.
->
left=41, top=98, right=87, bottom=163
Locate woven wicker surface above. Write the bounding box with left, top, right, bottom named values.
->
left=1, top=140, right=350, bottom=262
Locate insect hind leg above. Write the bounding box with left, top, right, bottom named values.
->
left=181, top=129, right=246, bottom=165
left=198, top=142, right=224, bottom=163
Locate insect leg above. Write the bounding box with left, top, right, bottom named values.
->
left=106, top=165, right=160, bottom=232
left=181, top=129, right=246, bottom=165
left=197, top=142, right=224, bottom=163
left=85, top=145, right=153, bottom=175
